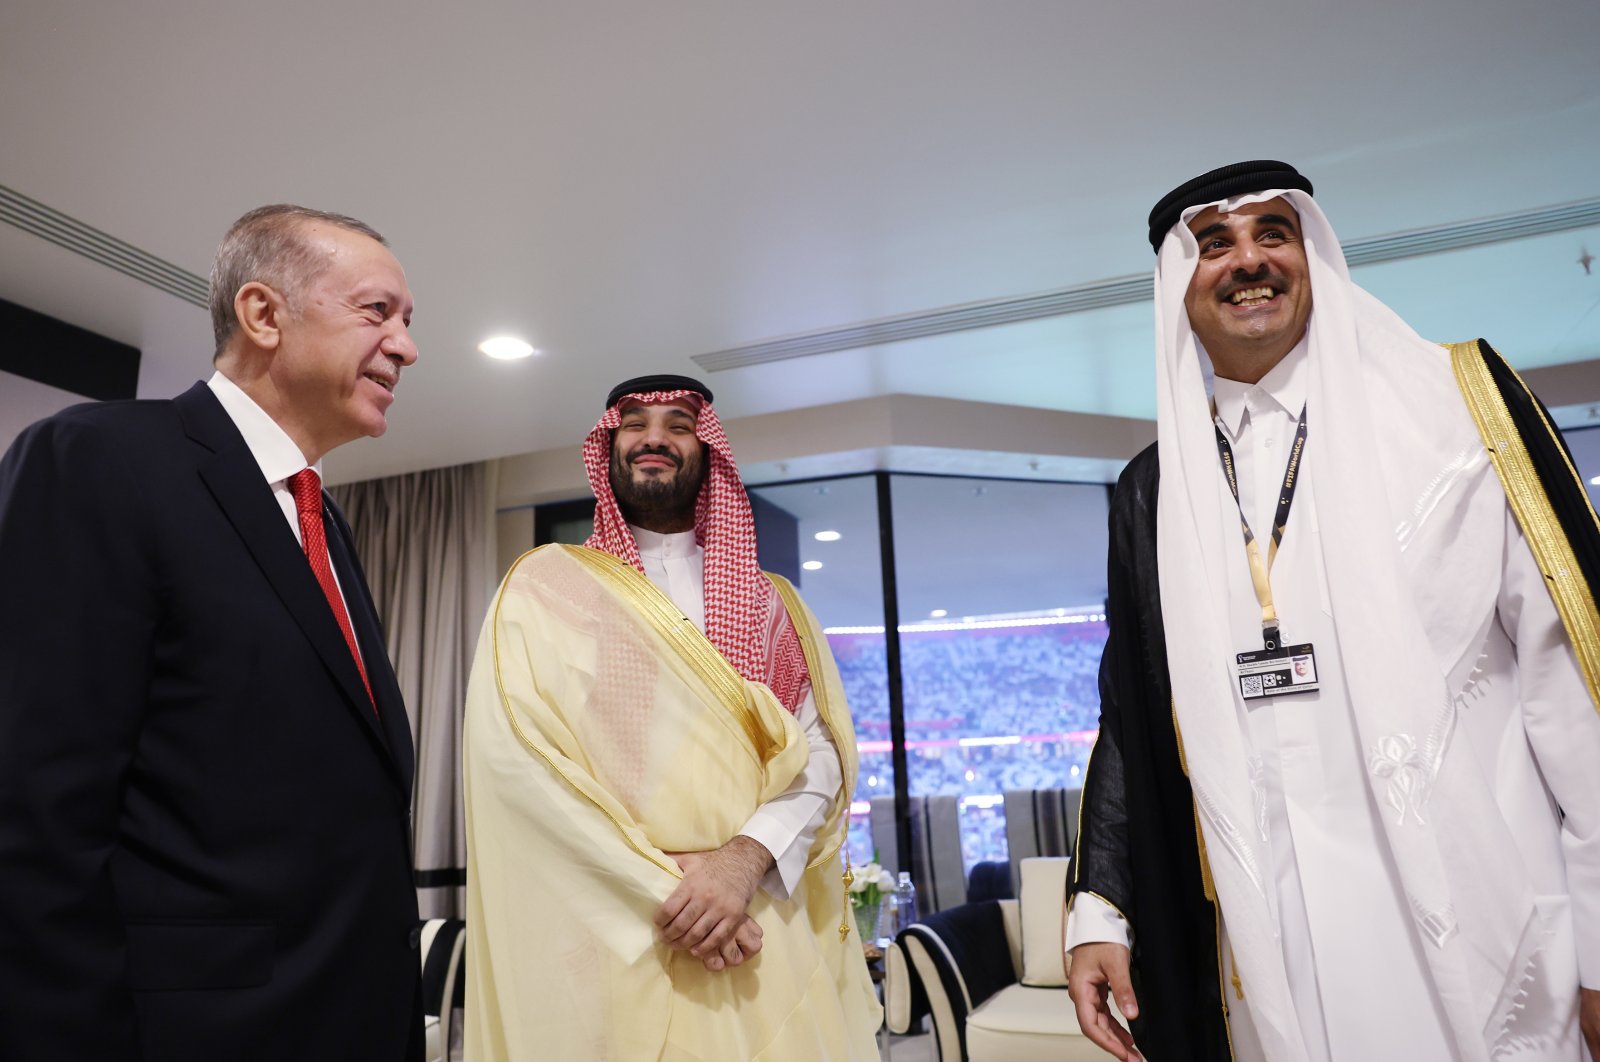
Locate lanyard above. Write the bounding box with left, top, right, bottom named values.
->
left=1214, top=404, right=1308, bottom=650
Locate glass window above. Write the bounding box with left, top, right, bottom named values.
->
left=534, top=499, right=598, bottom=547
left=747, top=475, right=889, bottom=871
left=531, top=470, right=1110, bottom=880
left=888, top=474, right=1111, bottom=875
left=1563, top=426, right=1600, bottom=512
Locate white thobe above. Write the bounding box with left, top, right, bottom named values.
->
left=1068, top=342, right=1598, bottom=1060
left=1210, top=345, right=1451, bottom=1061
left=630, top=525, right=842, bottom=899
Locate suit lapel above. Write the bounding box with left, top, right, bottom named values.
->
left=175, top=383, right=405, bottom=790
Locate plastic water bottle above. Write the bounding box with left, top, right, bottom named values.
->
left=892, top=871, right=918, bottom=934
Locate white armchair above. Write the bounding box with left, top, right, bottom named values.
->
left=884, top=857, right=1101, bottom=1061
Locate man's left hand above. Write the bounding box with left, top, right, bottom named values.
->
left=655, top=836, right=774, bottom=959
left=700, top=916, right=764, bottom=973
left=1581, top=986, right=1599, bottom=1060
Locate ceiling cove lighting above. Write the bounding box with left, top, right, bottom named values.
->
left=814, top=530, right=842, bottom=542
left=802, top=560, right=824, bottom=571
left=479, top=336, right=537, bottom=360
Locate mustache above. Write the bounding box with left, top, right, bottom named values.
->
left=1219, top=267, right=1285, bottom=299
left=626, top=445, right=682, bottom=469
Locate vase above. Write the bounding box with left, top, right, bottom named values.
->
left=853, top=900, right=883, bottom=943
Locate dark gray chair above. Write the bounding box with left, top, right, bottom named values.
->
left=1002, top=786, right=1080, bottom=892
left=869, top=793, right=968, bottom=914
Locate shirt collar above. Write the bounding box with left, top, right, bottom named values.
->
left=628, top=523, right=700, bottom=559
left=1210, top=335, right=1308, bottom=438
left=207, top=371, right=320, bottom=486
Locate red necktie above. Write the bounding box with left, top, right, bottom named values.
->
left=288, top=469, right=376, bottom=714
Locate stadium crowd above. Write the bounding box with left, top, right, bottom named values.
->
left=832, top=620, right=1107, bottom=869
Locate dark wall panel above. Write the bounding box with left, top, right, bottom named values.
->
left=0, top=298, right=140, bottom=401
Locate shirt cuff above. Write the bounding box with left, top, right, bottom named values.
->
left=1065, top=892, right=1133, bottom=953
left=737, top=791, right=829, bottom=900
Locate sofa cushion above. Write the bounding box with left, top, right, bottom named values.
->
left=1018, top=857, right=1070, bottom=987
left=965, top=985, right=1098, bottom=1061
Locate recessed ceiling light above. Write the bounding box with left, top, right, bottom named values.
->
left=479, top=336, right=537, bottom=360
left=1590, top=475, right=1600, bottom=486
left=802, top=560, right=823, bottom=571
left=814, top=530, right=842, bottom=542
left=929, top=609, right=948, bottom=618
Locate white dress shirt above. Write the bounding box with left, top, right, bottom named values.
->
left=630, top=525, right=842, bottom=899
left=206, top=372, right=353, bottom=616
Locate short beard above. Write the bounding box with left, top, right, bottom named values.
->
left=609, top=442, right=706, bottom=532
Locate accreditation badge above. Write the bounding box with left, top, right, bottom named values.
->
left=1235, top=643, right=1319, bottom=700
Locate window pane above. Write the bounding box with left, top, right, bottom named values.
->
left=889, top=474, right=1110, bottom=876
left=1564, top=427, right=1600, bottom=511
left=746, top=476, right=889, bottom=871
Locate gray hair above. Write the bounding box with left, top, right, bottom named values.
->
left=208, top=204, right=387, bottom=356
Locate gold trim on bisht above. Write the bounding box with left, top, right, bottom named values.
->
left=766, top=573, right=849, bottom=767
left=765, top=572, right=860, bottom=945
left=1071, top=699, right=1235, bottom=1054
left=1068, top=737, right=1096, bottom=890
left=766, top=572, right=853, bottom=873
left=1168, top=698, right=1235, bottom=1054
left=1448, top=341, right=1600, bottom=715
left=1168, top=701, right=1218, bottom=904
left=566, top=544, right=772, bottom=758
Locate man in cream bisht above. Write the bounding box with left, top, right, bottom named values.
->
left=463, top=373, right=880, bottom=1060
left=1066, top=161, right=1600, bottom=1061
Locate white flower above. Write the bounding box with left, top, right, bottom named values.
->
left=849, top=862, right=881, bottom=894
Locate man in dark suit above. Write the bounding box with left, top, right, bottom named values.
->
left=0, top=205, right=424, bottom=1059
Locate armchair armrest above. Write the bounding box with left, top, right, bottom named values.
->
left=883, top=939, right=922, bottom=1036
left=891, top=900, right=1018, bottom=1062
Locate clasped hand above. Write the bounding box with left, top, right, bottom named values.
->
left=654, top=836, right=774, bottom=972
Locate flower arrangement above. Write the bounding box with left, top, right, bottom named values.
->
left=848, top=853, right=895, bottom=911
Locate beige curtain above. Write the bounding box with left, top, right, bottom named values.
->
left=332, top=461, right=494, bottom=918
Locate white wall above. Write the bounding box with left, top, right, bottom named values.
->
left=0, top=371, right=93, bottom=455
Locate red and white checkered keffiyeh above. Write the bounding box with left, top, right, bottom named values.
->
left=583, top=390, right=809, bottom=714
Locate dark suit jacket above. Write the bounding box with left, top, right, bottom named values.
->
left=0, top=382, right=423, bottom=1061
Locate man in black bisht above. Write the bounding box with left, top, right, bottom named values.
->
left=1065, top=162, right=1600, bottom=1061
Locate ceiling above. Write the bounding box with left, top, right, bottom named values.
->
left=3, top=0, right=1600, bottom=486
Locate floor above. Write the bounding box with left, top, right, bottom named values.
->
left=886, top=1030, right=937, bottom=1060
